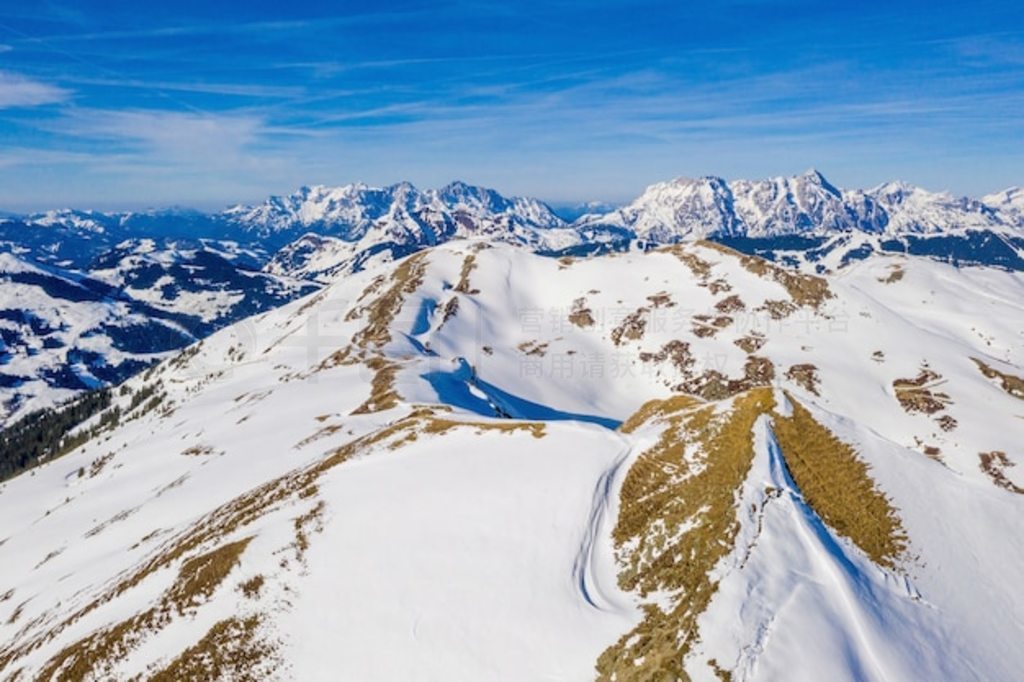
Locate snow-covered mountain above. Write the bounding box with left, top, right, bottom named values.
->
left=2, top=173, right=1022, bottom=423
left=0, top=244, right=317, bottom=425
left=6, top=174, right=1022, bottom=278
left=1, top=240, right=1021, bottom=680
left=223, top=180, right=567, bottom=248
left=984, top=186, right=1024, bottom=225
left=577, top=169, right=1017, bottom=239
left=567, top=170, right=1024, bottom=271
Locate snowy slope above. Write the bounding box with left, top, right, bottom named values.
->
left=0, top=241, right=1021, bottom=680
left=0, top=252, right=193, bottom=424
left=0, top=246, right=317, bottom=425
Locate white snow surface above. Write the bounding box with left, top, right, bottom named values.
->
left=0, top=241, right=1022, bottom=680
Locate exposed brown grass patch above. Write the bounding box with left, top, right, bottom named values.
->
left=568, top=297, right=596, bottom=328
left=166, top=538, right=253, bottom=615
left=439, top=296, right=459, bottom=325
left=351, top=252, right=428, bottom=349
left=295, top=423, right=345, bottom=449
left=893, top=367, right=951, bottom=415
left=785, top=364, right=820, bottom=396
left=33, top=548, right=65, bottom=570
left=293, top=500, right=326, bottom=560
left=517, top=340, right=549, bottom=357
left=87, top=452, right=115, bottom=478
left=597, top=389, right=774, bottom=680
left=37, top=538, right=253, bottom=680
left=734, top=334, right=766, bottom=354
left=979, top=451, right=1023, bottom=494
left=936, top=415, right=958, bottom=432
left=181, top=444, right=216, bottom=457
left=878, top=264, right=905, bottom=283
left=639, top=341, right=694, bottom=376
left=715, top=295, right=746, bottom=313
left=611, top=308, right=649, bottom=346
left=646, top=292, right=675, bottom=308
left=239, top=575, right=264, bottom=599
left=617, top=395, right=704, bottom=434
left=662, top=245, right=712, bottom=280
left=454, top=254, right=479, bottom=294
left=707, top=278, right=732, bottom=295
left=758, top=299, right=798, bottom=320
left=692, top=314, right=733, bottom=338
left=421, top=417, right=546, bottom=439
left=343, top=275, right=387, bottom=322
left=700, top=241, right=832, bottom=308
left=312, top=345, right=355, bottom=374
left=772, top=397, right=907, bottom=568
left=971, top=358, right=1024, bottom=400
left=6, top=600, right=26, bottom=626
left=149, top=615, right=275, bottom=682
left=351, top=357, right=401, bottom=414
left=678, top=356, right=775, bottom=401
left=84, top=508, right=137, bottom=539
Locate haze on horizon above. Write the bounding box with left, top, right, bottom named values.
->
left=0, top=0, right=1021, bottom=213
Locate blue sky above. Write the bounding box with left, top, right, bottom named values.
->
left=0, top=1, right=1022, bottom=211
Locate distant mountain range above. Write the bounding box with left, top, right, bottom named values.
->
left=1, top=169, right=1022, bottom=423
left=6, top=170, right=1022, bottom=275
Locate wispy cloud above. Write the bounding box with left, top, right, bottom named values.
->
left=50, top=109, right=268, bottom=163
left=7, top=9, right=433, bottom=44
left=0, top=71, right=68, bottom=108
left=64, top=76, right=306, bottom=99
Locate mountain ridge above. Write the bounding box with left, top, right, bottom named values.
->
left=7, top=171, right=1022, bottom=245
left=0, top=239, right=1021, bottom=680
left=2, top=170, right=1022, bottom=425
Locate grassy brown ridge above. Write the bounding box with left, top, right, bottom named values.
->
left=351, top=252, right=428, bottom=350
left=351, top=357, right=401, bottom=414
left=598, top=389, right=773, bottom=680
left=599, top=389, right=908, bottom=680
left=697, top=240, right=833, bottom=308
left=37, top=538, right=253, bottom=680
left=453, top=254, right=479, bottom=294
left=772, top=396, right=907, bottom=568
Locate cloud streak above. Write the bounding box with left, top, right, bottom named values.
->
left=0, top=71, right=68, bottom=108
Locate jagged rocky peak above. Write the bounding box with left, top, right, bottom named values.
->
left=577, top=169, right=1020, bottom=240
left=222, top=180, right=565, bottom=237
left=584, top=175, right=740, bottom=241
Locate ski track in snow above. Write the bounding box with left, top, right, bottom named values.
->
left=573, top=438, right=634, bottom=612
